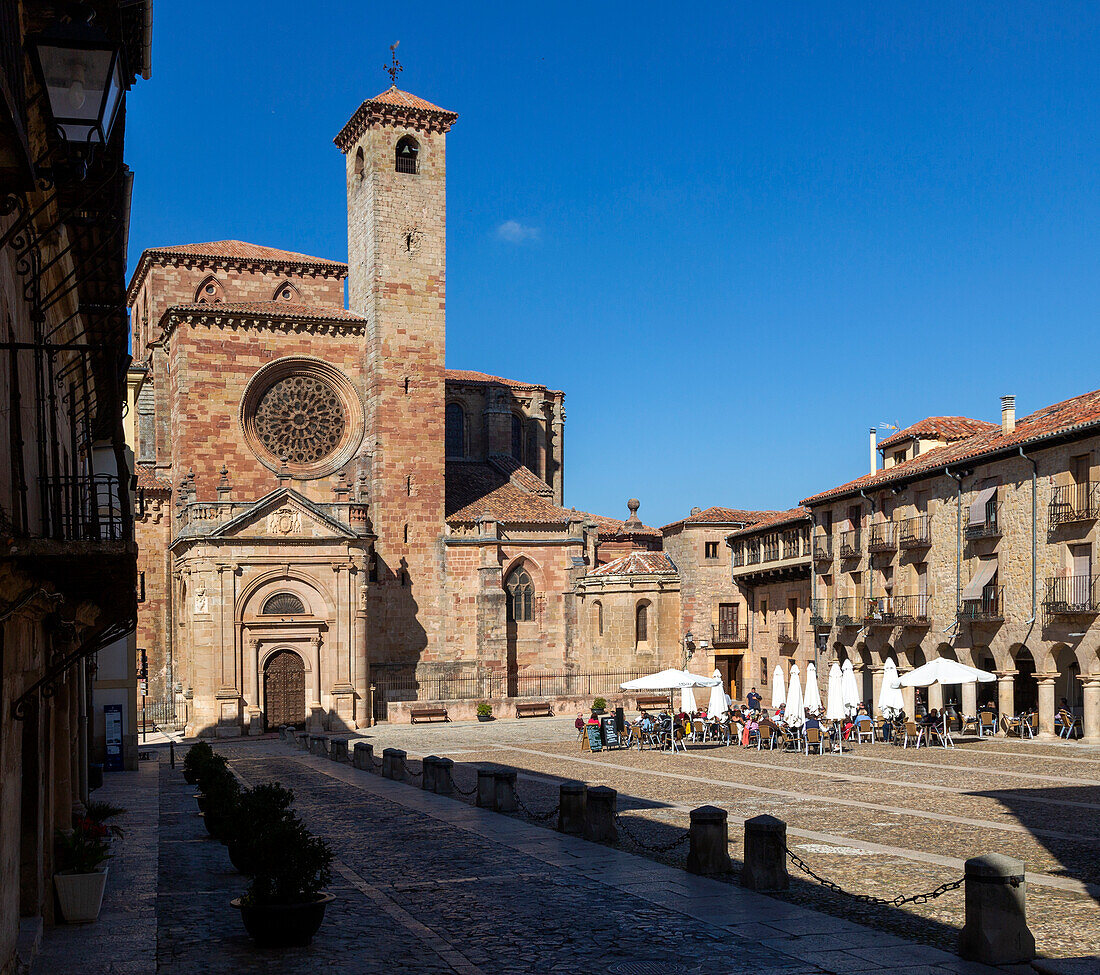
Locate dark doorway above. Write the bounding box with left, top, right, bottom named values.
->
left=264, top=649, right=306, bottom=730
left=1014, top=647, right=1037, bottom=713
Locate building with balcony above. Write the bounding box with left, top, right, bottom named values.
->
left=801, top=393, right=1100, bottom=738
left=725, top=509, right=814, bottom=702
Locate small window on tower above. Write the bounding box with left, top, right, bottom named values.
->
left=395, top=135, right=419, bottom=174
left=354, top=146, right=365, bottom=180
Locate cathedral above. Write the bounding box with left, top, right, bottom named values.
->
left=128, top=84, right=673, bottom=736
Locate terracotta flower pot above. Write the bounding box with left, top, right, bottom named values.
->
left=54, top=866, right=109, bottom=923
left=231, top=892, right=335, bottom=947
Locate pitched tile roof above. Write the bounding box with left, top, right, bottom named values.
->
left=446, top=462, right=579, bottom=524
left=802, top=387, right=1100, bottom=506
left=588, top=551, right=677, bottom=577
left=367, top=86, right=454, bottom=114
left=727, top=507, right=810, bottom=538
left=661, top=506, right=785, bottom=532
left=487, top=454, right=554, bottom=497
left=878, top=416, right=998, bottom=451
left=445, top=369, right=561, bottom=395
left=135, top=466, right=172, bottom=493
left=128, top=240, right=347, bottom=304
left=166, top=301, right=364, bottom=323
left=334, top=86, right=459, bottom=150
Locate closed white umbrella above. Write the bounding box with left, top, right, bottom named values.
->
left=899, top=658, right=997, bottom=687
left=786, top=664, right=804, bottom=728
left=878, top=658, right=905, bottom=719
left=772, top=664, right=786, bottom=709
left=707, top=669, right=729, bottom=719
left=681, top=685, right=698, bottom=714
left=841, top=659, right=861, bottom=716
left=825, top=662, right=845, bottom=721
left=804, top=662, right=823, bottom=714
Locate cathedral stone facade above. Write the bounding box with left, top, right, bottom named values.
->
left=128, top=86, right=671, bottom=736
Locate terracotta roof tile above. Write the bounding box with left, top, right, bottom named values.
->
left=727, top=507, right=810, bottom=538
left=367, top=86, right=455, bottom=114
left=878, top=416, right=998, bottom=451
left=802, top=388, right=1100, bottom=506
left=334, top=86, right=459, bottom=150
left=445, top=369, right=561, bottom=395
left=588, top=551, right=677, bottom=577
left=661, top=506, right=785, bottom=532
left=446, top=462, right=579, bottom=524
left=135, top=466, right=171, bottom=493
left=166, top=301, right=364, bottom=323
left=486, top=454, right=554, bottom=496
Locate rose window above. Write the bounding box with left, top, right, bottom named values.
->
left=253, top=375, right=346, bottom=465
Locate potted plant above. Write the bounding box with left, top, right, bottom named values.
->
left=183, top=741, right=214, bottom=785
left=84, top=800, right=126, bottom=840
left=231, top=816, right=335, bottom=947
left=200, top=766, right=240, bottom=842
left=225, top=783, right=294, bottom=875
left=193, top=752, right=230, bottom=811
left=54, top=818, right=111, bottom=923
left=476, top=702, right=493, bottom=722
left=592, top=697, right=608, bottom=715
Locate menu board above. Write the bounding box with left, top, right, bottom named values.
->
left=586, top=724, right=603, bottom=752
left=600, top=716, right=619, bottom=749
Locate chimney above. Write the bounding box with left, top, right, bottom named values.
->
left=869, top=427, right=878, bottom=474
left=1001, top=395, right=1016, bottom=435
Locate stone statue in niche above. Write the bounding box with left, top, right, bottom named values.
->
left=194, top=584, right=208, bottom=614
left=268, top=506, right=302, bottom=536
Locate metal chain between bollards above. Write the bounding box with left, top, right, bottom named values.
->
left=785, top=845, right=964, bottom=907
left=449, top=771, right=479, bottom=797
left=613, top=812, right=690, bottom=853
left=400, top=757, right=423, bottom=779
left=508, top=782, right=559, bottom=821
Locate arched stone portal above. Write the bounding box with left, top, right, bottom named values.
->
left=263, top=649, right=306, bottom=730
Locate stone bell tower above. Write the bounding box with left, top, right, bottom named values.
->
left=334, top=82, right=458, bottom=667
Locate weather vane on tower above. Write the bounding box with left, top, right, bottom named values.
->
left=385, top=42, right=403, bottom=86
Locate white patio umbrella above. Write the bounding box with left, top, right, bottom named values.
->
left=825, top=662, right=845, bottom=721
left=899, top=658, right=996, bottom=688
left=771, top=664, right=786, bottom=709
left=707, top=668, right=729, bottom=719
left=841, top=659, right=861, bottom=716
left=786, top=664, right=804, bottom=728
left=804, top=662, right=823, bottom=714
left=620, top=669, right=720, bottom=752
left=681, top=685, right=698, bottom=714
left=878, top=658, right=905, bottom=719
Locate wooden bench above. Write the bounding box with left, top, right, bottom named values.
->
left=635, top=694, right=671, bottom=711
left=410, top=706, right=449, bottom=724
left=515, top=701, right=554, bottom=718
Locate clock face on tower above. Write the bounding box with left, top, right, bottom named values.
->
left=240, top=357, right=363, bottom=479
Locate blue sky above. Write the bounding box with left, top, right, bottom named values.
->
left=124, top=1, right=1100, bottom=528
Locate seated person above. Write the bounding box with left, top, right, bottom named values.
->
left=741, top=714, right=759, bottom=746
left=804, top=710, right=821, bottom=732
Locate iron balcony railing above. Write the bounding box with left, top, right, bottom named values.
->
left=777, top=621, right=797, bottom=644
left=762, top=536, right=780, bottom=561
left=964, top=500, right=1001, bottom=540
left=731, top=547, right=745, bottom=567
left=833, top=597, right=857, bottom=626
left=813, top=534, right=833, bottom=561
left=861, top=596, right=895, bottom=625
left=1043, top=575, right=1100, bottom=615
left=746, top=545, right=761, bottom=565
left=861, top=594, right=930, bottom=625
left=958, top=586, right=1004, bottom=622
left=810, top=598, right=831, bottom=626
left=868, top=521, right=897, bottom=553
left=712, top=623, right=748, bottom=647
left=899, top=514, right=932, bottom=549
left=839, top=528, right=862, bottom=559
left=37, top=474, right=127, bottom=541
left=1049, top=482, right=1098, bottom=528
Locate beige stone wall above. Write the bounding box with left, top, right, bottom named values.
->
left=662, top=523, right=749, bottom=650
left=741, top=577, right=816, bottom=703
left=572, top=575, right=681, bottom=673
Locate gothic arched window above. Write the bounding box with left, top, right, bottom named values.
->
left=505, top=566, right=534, bottom=622
left=395, top=135, right=419, bottom=174
left=195, top=275, right=224, bottom=304
left=635, top=602, right=648, bottom=644
left=446, top=402, right=465, bottom=458
left=272, top=280, right=301, bottom=302
left=262, top=592, right=305, bottom=615
left=511, top=414, right=524, bottom=463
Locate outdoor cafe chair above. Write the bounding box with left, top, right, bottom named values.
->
left=1057, top=710, right=1082, bottom=739
left=854, top=716, right=875, bottom=743
left=902, top=721, right=924, bottom=748
left=978, top=711, right=997, bottom=736
left=1023, top=713, right=1039, bottom=739
left=1000, top=714, right=1023, bottom=737
left=804, top=726, right=825, bottom=755
left=757, top=722, right=777, bottom=750
left=927, top=717, right=954, bottom=748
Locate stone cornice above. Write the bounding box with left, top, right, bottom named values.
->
left=334, top=101, right=458, bottom=151
left=159, top=307, right=366, bottom=340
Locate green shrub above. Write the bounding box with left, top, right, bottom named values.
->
left=55, top=818, right=111, bottom=874
left=84, top=800, right=127, bottom=839
left=592, top=697, right=608, bottom=712
left=225, top=783, right=295, bottom=874
left=241, top=816, right=332, bottom=906
left=183, top=741, right=214, bottom=779
left=476, top=702, right=492, bottom=716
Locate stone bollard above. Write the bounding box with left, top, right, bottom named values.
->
left=435, top=758, right=454, bottom=795
left=687, top=805, right=732, bottom=876
left=352, top=741, right=375, bottom=770
left=293, top=730, right=304, bottom=749
left=310, top=735, right=329, bottom=757
left=583, top=786, right=617, bottom=843
left=476, top=769, right=496, bottom=808
left=959, top=854, right=1035, bottom=965
left=558, top=781, right=587, bottom=835
left=330, top=739, right=348, bottom=763
left=494, top=771, right=518, bottom=813
left=742, top=815, right=788, bottom=891
left=421, top=756, right=440, bottom=791
left=382, top=748, right=407, bottom=781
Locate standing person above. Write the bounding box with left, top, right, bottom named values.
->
left=747, top=687, right=762, bottom=712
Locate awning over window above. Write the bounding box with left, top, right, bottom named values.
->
left=961, top=558, right=998, bottom=600
left=968, top=484, right=998, bottom=526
